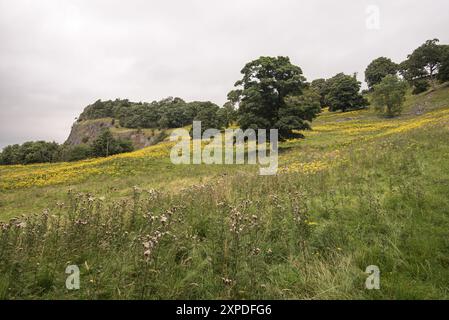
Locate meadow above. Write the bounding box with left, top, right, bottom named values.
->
left=0, top=85, right=448, bottom=299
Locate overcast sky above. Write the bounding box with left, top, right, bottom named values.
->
left=0, top=0, right=448, bottom=148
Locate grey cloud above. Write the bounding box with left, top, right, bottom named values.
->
left=1, top=0, right=448, bottom=148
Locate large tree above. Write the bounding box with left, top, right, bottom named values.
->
left=401, top=39, right=444, bottom=90
left=364, top=57, right=398, bottom=90
left=325, top=73, right=369, bottom=112
left=228, top=56, right=320, bottom=139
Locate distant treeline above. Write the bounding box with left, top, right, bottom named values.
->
left=309, top=39, right=449, bottom=111
left=79, top=97, right=236, bottom=130
left=0, top=130, right=133, bottom=165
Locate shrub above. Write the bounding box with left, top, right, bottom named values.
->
left=372, top=75, right=408, bottom=117
left=61, top=144, right=92, bottom=162
left=412, top=79, right=430, bottom=94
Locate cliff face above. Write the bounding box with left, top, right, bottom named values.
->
left=65, top=118, right=165, bottom=150
left=65, top=118, right=113, bottom=145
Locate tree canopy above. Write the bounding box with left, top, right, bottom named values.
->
left=79, top=97, right=224, bottom=130
left=310, top=78, right=328, bottom=107
left=228, top=56, right=320, bottom=139
left=325, top=73, right=368, bottom=112
left=365, top=57, right=398, bottom=90
left=0, top=141, right=60, bottom=165
left=399, top=39, right=446, bottom=92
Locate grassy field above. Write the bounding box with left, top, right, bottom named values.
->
left=0, top=85, right=448, bottom=299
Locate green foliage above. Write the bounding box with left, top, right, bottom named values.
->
left=310, top=78, right=328, bottom=107
left=437, top=45, right=449, bottom=83
left=0, top=133, right=134, bottom=165
left=0, top=144, right=20, bottom=165
left=372, top=75, right=408, bottom=117
left=229, top=56, right=320, bottom=139
left=407, top=39, right=443, bottom=81
left=218, top=102, right=238, bottom=127
left=61, top=144, right=93, bottom=162
left=364, top=57, right=398, bottom=90
left=78, top=97, right=226, bottom=131
left=78, top=99, right=116, bottom=120
left=91, top=129, right=133, bottom=157
left=0, top=141, right=60, bottom=165
left=189, top=102, right=226, bottom=135
left=278, top=88, right=322, bottom=137
left=412, top=79, right=430, bottom=94
left=400, top=39, right=447, bottom=92
left=325, top=73, right=368, bottom=112
left=398, top=59, right=426, bottom=87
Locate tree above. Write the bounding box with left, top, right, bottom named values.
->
left=217, top=102, right=237, bottom=128
left=91, top=130, right=114, bottom=157
left=190, top=102, right=224, bottom=134
left=437, top=45, right=449, bottom=83
left=310, top=78, right=328, bottom=107
left=61, top=144, right=92, bottom=162
left=0, top=141, right=60, bottom=165
left=91, top=129, right=133, bottom=157
left=372, top=75, right=408, bottom=117
left=325, top=73, right=369, bottom=112
left=398, top=59, right=425, bottom=83
left=277, top=88, right=321, bottom=137
left=0, top=144, right=20, bottom=165
left=402, top=39, right=443, bottom=90
left=364, top=57, right=398, bottom=89
left=228, top=56, right=320, bottom=139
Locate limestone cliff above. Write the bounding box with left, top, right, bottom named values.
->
left=65, top=118, right=166, bottom=150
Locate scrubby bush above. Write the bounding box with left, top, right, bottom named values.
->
left=412, top=79, right=430, bottom=94
left=60, top=144, right=93, bottom=162
left=372, top=75, right=408, bottom=117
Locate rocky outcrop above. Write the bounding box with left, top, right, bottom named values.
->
left=113, top=130, right=163, bottom=149
left=65, top=118, right=165, bottom=150
left=65, top=118, right=114, bottom=145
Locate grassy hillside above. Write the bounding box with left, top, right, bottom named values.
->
left=0, top=85, right=448, bottom=299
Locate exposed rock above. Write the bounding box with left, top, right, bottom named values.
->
left=65, top=118, right=166, bottom=150
left=65, top=118, right=113, bottom=145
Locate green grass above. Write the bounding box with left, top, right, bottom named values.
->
left=0, top=85, right=448, bottom=299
